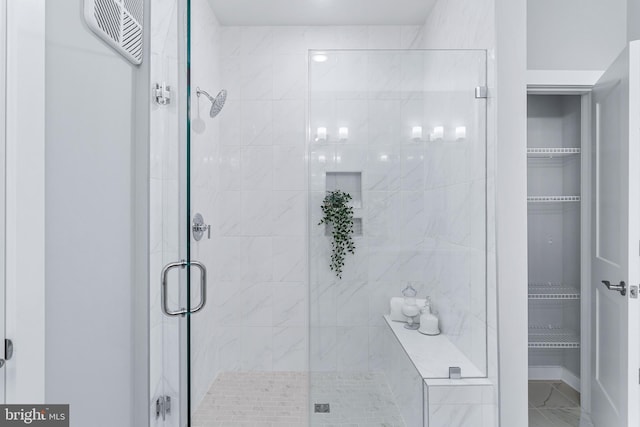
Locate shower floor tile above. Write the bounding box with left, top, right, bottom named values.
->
left=310, top=372, right=405, bottom=427
left=192, top=371, right=405, bottom=427
left=192, top=371, right=308, bottom=427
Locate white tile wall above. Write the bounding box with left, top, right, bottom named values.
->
left=189, top=0, right=224, bottom=409
left=212, top=25, right=424, bottom=376
left=382, top=324, right=424, bottom=427
left=425, top=383, right=496, bottom=427
left=423, top=0, right=498, bottom=414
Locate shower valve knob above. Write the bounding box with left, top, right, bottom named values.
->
left=192, top=213, right=210, bottom=241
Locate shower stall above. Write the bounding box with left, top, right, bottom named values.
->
left=149, top=1, right=495, bottom=426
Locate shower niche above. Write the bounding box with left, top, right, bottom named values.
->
left=325, top=172, right=362, bottom=207
left=324, top=172, right=363, bottom=236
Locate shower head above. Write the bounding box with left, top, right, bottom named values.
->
left=196, top=87, right=227, bottom=118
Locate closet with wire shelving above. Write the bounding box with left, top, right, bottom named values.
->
left=527, top=92, right=588, bottom=392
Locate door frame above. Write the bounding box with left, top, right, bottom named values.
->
left=4, top=0, right=46, bottom=403
left=0, top=0, right=6, bottom=405
left=527, top=79, right=596, bottom=418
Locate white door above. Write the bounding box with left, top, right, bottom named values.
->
left=591, top=41, right=640, bottom=427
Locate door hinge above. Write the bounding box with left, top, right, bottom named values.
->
left=155, top=395, right=171, bottom=420
left=153, top=82, right=172, bottom=105
left=475, top=86, right=488, bottom=99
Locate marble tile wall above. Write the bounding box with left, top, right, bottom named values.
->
left=425, top=382, right=496, bottom=427
left=212, top=25, right=424, bottom=376
left=382, top=323, right=425, bottom=426
left=189, top=0, right=223, bottom=408
left=422, top=0, right=498, bottom=421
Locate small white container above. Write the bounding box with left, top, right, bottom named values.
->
left=418, top=298, right=441, bottom=336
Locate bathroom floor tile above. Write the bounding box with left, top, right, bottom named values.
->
left=529, top=409, right=552, bottom=427
left=528, top=381, right=582, bottom=427
left=539, top=408, right=581, bottom=427
left=552, top=382, right=580, bottom=406
left=528, top=381, right=579, bottom=409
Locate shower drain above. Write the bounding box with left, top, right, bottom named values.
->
left=314, top=403, right=330, bottom=413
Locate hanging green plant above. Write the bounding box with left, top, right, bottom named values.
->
left=319, top=190, right=356, bottom=278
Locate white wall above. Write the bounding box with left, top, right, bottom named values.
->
left=5, top=0, right=46, bottom=403
left=495, top=0, right=528, bottom=426
left=44, top=0, right=147, bottom=425
left=527, top=0, right=627, bottom=70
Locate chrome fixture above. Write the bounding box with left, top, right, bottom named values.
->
left=475, top=86, right=488, bottom=98
left=161, top=260, right=207, bottom=316
left=153, top=82, right=171, bottom=105
left=196, top=87, right=227, bottom=118
left=602, top=280, right=627, bottom=296
left=449, top=366, right=462, bottom=379
left=155, top=395, right=171, bottom=420
left=192, top=213, right=210, bottom=241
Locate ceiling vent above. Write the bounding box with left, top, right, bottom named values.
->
left=84, top=0, right=144, bottom=65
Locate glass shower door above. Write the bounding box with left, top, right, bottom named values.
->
left=308, top=49, right=489, bottom=426
left=151, top=1, right=213, bottom=425
left=149, top=0, right=191, bottom=425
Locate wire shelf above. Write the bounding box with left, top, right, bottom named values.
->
left=527, top=148, right=581, bottom=158
left=528, top=283, right=580, bottom=299
left=528, top=326, right=580, bottom=348
left=527, top=196, right=581, bottom=203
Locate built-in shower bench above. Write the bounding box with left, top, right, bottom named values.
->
left=382, top=315, right=496, bottom=427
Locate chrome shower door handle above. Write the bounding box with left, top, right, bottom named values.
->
left=161, top=260, right=208, bottom=316
left=189, top=260, right=207, bottom=314
left=161, top=261, right=189, bottom=317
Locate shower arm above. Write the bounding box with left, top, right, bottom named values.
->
left=196, top=87, right=215, bottom=103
